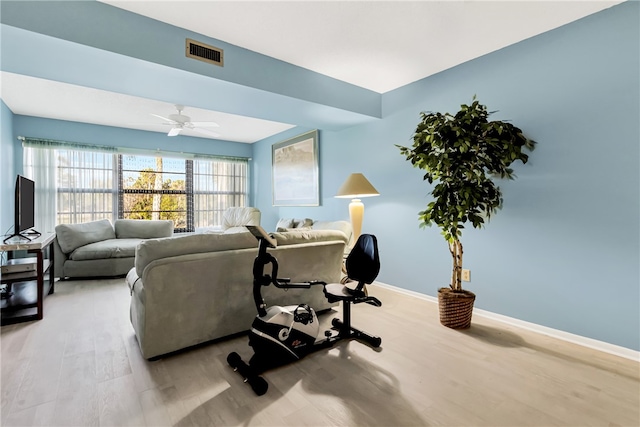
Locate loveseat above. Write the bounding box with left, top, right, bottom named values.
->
left=126, top=229, right=348, bottom=359
left=53, top=219, right=174, bottom=279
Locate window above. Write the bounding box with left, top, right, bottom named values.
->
left=56, top=149, right=117, bottom=225
left=119, top=155, right=191, bottom=232
left=23, top=141, right=249, bottom=232
left=193, top=158, right=248, bottom=228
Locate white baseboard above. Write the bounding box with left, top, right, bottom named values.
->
left=371, top=281, right=640, bottom=362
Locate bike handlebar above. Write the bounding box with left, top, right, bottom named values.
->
left=272, top=279, right=326, bottom=289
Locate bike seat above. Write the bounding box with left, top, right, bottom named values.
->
left=323, top=234, right=381, bottom=307
left=324, top=283, right=382, bottom=306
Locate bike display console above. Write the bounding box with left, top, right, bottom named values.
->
left=245, top=225, right=277, bottom=248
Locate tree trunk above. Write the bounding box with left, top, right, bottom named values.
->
left=448, top=239, right=463, bottom=291
left=152, top=157, right=163, bottom=221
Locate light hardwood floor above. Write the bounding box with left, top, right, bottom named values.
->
left=1, top=278, right=638, bottom=426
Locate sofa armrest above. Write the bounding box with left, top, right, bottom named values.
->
left=52, top=238, right=67, bottom=279
left=312, top=220, right=353, bottom=247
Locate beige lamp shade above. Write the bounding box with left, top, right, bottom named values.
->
left=335, top=173, right=380, bottom=198
left=335, top=173, right=379, bottom=244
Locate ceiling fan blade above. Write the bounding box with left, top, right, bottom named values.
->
left=192, top=127, right=221, bottom=138
left=189, top=121, right=220, bottom=128
left=167, top=127, right=182, bottom=137
left=151, top=113, right=176, bottom=123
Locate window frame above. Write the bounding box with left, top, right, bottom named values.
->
left=116, top=154, right=249, bottom=232
left=23, top=139, right=250, bottom=231
left=117, top=155, right=195, bottom=232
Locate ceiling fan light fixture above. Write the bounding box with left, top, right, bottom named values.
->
left=169, top=113, right=189, bottom=123
left=152, top=104, right=220, bottom=137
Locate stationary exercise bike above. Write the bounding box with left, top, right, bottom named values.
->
left=227, top=225, right=382, bottom=396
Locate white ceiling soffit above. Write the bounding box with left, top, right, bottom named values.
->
left=101, top=0, right=624, bottom=93
left=0, top=72, right=295, bottom=143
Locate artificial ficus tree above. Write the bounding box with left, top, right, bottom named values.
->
left=397, top=97, right=536, bottom=291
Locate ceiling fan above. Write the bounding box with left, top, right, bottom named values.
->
left=151, top=104, right=220, bottom=137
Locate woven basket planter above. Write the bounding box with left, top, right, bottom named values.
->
left=437, top=288, right=476, bottom=329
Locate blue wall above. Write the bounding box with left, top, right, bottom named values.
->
left=0, top=100, right=16, bottom=235
left=254, top=2, right=640, bottom=350
left=12, top=115, right=252, bottom=159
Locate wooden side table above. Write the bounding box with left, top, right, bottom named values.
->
left=1, top=233, right=55, bottom=325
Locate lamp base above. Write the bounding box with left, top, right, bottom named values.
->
left=349, top=199, right=364, bottom=243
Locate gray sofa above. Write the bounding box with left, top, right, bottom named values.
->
left=126, top=229, right=348, bottom=359
left=54, top=219, right=174, bottom=279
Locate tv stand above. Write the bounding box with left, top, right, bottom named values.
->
left=3, top=229, right=41, bottom=244
left=0, top=233, right=55, bottom=325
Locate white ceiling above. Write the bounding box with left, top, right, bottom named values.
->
left=102, top=0, right=623, bottom=93
left=2, top=0, right=623, bottom=143
left=0, top=72, right=296, bottom=144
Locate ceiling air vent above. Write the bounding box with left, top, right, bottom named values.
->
left=186, top=38, right=224, bottom=67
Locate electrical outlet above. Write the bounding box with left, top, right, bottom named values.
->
left=462, top=269, right=471, bottom=282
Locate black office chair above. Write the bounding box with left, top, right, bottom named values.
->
left=324, top=234, right=382, bottom=347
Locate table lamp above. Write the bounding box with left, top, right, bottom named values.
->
left=335, top=173, right=379, bottom=243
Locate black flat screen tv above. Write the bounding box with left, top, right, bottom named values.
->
left=16, top=175, right=35, bottom=233
left=3, top=175, right=39, bottom=243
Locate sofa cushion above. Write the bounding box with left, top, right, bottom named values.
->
left=135, top=232, right=257, bottom=277
left=55, top=219, right=116, bottom=254
left=114, top=219, right=174, bottom=239
left=272, top=229, right=349, bottom=246
left=69, top=238, right=143, bottom=261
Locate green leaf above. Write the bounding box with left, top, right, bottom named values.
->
left=398, top=97, right=535, bottom=243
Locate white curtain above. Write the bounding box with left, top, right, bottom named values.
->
left=193, top=157, right=249, bottom=227
left=55, top=149, right=117, bottom=224
left=22, top=146, right=57, bottom=234
left=22, top=138, right=118, bottom=227
left=19, top=137, right=248, bottom=231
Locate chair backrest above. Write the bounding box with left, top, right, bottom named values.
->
left=345, top=234, right=380, bottom=285
left=222, top=207, right=261, bottom=230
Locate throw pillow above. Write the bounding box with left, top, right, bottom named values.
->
left=295, top=218, right=314, bottom=228
left=275, top=218, right=295, bottom=231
